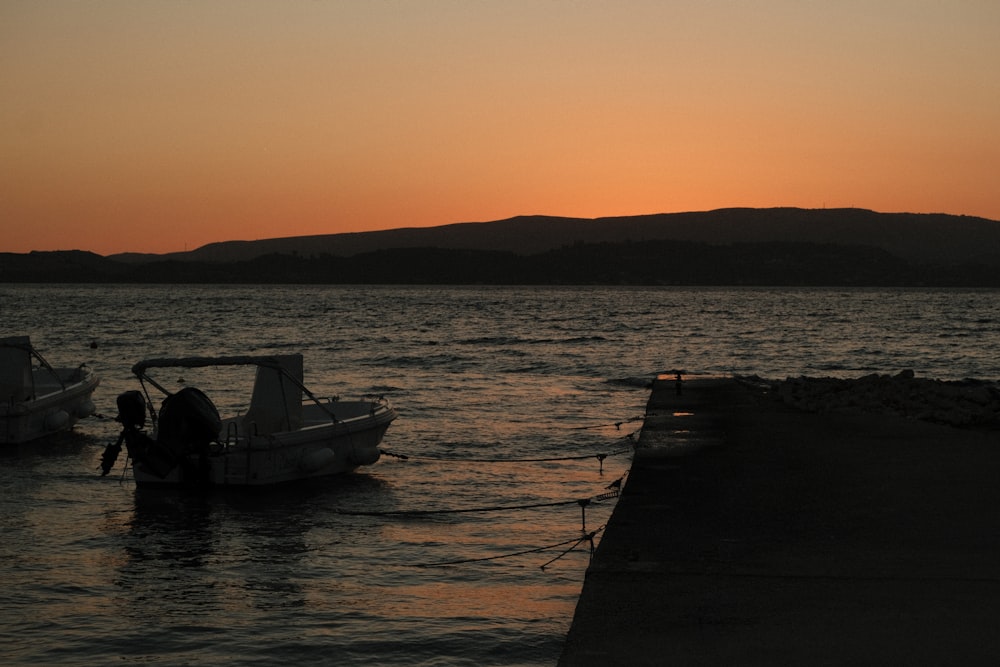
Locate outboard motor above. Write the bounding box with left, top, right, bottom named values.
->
left=116, top=390, right=147, bottom=430
left=99, top=390, right=150, bottom=476
left=101, top=387, right=222, bottom=482
left=157, top=387, right=222, bottom=453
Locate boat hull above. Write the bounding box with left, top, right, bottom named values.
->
left=131, top=401, right=396, bottom=488
left=0, top=369, right=100, bottom=444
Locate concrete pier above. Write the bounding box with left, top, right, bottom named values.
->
left=559, top=376, right=1000, bottom=665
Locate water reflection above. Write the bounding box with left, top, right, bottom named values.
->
left=0, top=429, right=96, bottom=461
left=113, top=474, right=398, bottom=622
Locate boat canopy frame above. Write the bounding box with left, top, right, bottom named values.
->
left=130, top=355, right=341, bottom=426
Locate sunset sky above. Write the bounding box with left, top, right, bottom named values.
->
left=3, top=1, right=998, bottom=256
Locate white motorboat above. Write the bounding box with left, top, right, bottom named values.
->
left=101, top=353, right=396, bottom=488
left=1, top=336, right=99, bottom=444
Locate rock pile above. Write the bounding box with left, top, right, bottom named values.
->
left=766, top=370, right=1000, bottom=429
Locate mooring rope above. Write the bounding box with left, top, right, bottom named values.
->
left=415, top=525, right=608, bottom=569
left=379, top=431, right=638, bottom=464
left=570, top=415, right=645, bottom=430
left=331, top=476, right=623, bottom=518
left=331, top=493, right=617, bottom=518
left=540, top=527, right=604, bottom=570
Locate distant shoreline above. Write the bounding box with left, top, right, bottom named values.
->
left=3, top=240, right=1000, bottom=286
left=5, top=208, right=1000, bottom=286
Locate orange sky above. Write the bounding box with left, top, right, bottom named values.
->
left=2, top=1, right=999, bottom=256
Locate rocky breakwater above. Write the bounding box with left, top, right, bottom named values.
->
left=769, top=370, right=1000, bottom=428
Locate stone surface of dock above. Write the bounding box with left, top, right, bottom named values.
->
left=559, top=376, right=1000, bottom=665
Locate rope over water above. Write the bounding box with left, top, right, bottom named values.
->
left=415, top=525, right=608, bottom=569
left=379, top=431, right=638, bottom=465
left=330, top=488, right=620, bottom=517
left=571, top=414, right=646, bottom=430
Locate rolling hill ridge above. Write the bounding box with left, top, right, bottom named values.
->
left=5, top=208, right=1000, bottom=286
left=107, top=207, right=1000, bottom=266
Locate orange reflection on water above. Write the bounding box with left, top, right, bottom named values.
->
left=386, top=578, right=582, bottom=622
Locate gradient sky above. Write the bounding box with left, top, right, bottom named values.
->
left=3, top=1, right=998, bottom=255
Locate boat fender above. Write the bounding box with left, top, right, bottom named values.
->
left=76, top=398, right=96, bottom=418
left=300, top=447, right=336, bottom=473
left=44, top=410, right=70, bottom=431
left=349, top=445, right=381, bottom=466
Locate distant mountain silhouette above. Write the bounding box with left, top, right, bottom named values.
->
left=107, top=208, right=1000, bottom=266
left=0, top=249, right=130, bottom=281
left=5, top=208, right=1000, bottom=286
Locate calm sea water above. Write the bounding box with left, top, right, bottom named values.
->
left=3, top=285, right=1000, bottom=666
